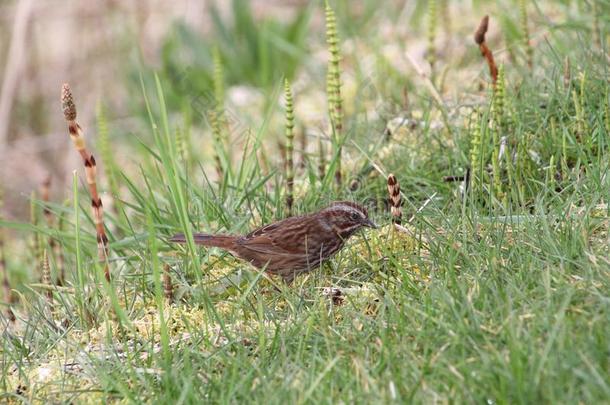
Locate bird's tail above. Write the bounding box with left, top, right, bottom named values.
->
left=169, top=233, right=237, bottom=249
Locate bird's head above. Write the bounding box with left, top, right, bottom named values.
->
left=321, top=201, right=377, bottom=239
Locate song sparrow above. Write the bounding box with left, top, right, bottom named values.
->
left=170, top=201, right=377, bottom=282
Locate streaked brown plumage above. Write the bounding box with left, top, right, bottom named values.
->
left=170, top=201, right=376, bottom=282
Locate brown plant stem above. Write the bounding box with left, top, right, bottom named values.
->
left=61, top=83, right=110, bottom=282
left=474, top=15, right=498, bottom=87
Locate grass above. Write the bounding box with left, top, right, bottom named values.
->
left=1, top=1, right=609, bottom=403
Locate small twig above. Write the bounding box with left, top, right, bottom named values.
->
left=28, top=283, right=74, bottom=293
left=403, top=53, right=453, bottom=137
left=404, top=53, right=446, bottom=112
left=444, top=168, right=471, bottom=198
left=462, top=168, right=471, bottom=196
left=407, top=192, right=437, bottom=224
left=443, top=175, right=465, bottom=182
left=392, top=223, right=412, bottom=235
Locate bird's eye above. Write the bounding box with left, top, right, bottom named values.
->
left=350, top=212, right=359, bottom=220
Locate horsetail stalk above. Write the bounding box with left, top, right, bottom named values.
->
left=175, top=126, right=186, bottom=163
left=519, top=0, right=533, bottom=68
left=211, top=46, right=226, bottom=180
left=469, top=110, right=482, bottom=194
left=572, top=72, right=588, bottom=140
left=284, top=79, right=295, bottom=215
left=493, top=66, right=506, bottom=127
left=427, top=0, right=438, bottom=71
left=325, top=2, right=343, bottom=187
left=40, top=175, right=65, bottom=285
left=210, top=111, right=225, bottom=181
left=474, top=15, right=498, bottom=87
left=41, top=249, right=54, bottom=310
left=490, top=66, right=506, bottom=202
left=61, top=83, right=111, bottom=282
left=318, top=134, right=326, bottom=182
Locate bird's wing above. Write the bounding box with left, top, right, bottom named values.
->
left=237, top=216, right=343, bottom=273
left=239, top=216, right=312, bottom=257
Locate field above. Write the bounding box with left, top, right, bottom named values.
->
left=1, top=0, right=609, bottom=403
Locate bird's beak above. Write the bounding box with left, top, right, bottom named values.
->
left=363, top=219, right=378, bottom=229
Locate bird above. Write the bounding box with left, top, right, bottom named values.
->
left=169, top=201, right=377, bottom=282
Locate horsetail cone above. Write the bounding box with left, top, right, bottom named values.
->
left=61, top=84, right=77, bottom=121
left=387, top=174, right=402, bottom=225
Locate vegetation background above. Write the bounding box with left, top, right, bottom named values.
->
left=0, top=0, right=608, bottom=403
